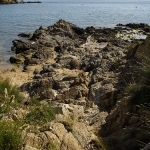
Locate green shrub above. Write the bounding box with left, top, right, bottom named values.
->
left=0, top=121, right=22, bottom=150
left=125, top=83, right=140, bottom=94
left=0, top=104, right=11, bottom=114
left=111, top=59, right=120, bottom=70
left=24, top=104, right=55, bottom=125
left=29, top=97, right=41, bottom=106
left=44, top=141, right=58, bottom=150
left=0, top=78, right=24, bottom=103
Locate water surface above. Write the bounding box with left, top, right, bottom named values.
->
left=0, top=1, right=150, bottom=68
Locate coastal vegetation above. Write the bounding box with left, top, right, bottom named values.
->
left=0, top=121, right=22, bottom=150
left=0, top=77, right=57, bottom=149
left=24, top=103, right=55, bottom=125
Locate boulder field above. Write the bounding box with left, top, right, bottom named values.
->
left=9, top=20, right=150, bottom=150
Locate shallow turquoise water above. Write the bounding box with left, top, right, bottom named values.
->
left=0, top=1, right=150, bottom=68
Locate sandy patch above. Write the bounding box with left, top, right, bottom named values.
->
left=0, top=65, right=42, bottom=87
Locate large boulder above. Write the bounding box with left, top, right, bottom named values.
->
left=54, top=103, right=84, bottom=120
left=22, top=121, right=95, bottom=150
left=89, top=82, right=116, bottom=107
left=10, top=55, right=24, bottom=64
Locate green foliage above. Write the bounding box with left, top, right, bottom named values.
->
left=125, top=49, right=150, bottom=105
left=89, top=137, right=109, bottom=150
left=24, top=104, right=55, bottom=125
left=29, top=97, right=41, bottom=106
left=0, top=104, right=11, bottom=114
left=0, top=78, right=24, bottom=103
left=111, top=59, right=120, bottom=70
left=0, top=121, right=22, bottom=150
left=97, top=137, right=109, bottom=150
left=45, top=141, right=58, bottom=150
left=125, top=83, right=140, bottom=94
left=138, top=41, right=144, bottom=45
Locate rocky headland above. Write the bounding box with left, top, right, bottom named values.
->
left=1, top=20, right=150, bottom=150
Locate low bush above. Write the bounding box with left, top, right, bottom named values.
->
left=0, top=121, right=22, bottom=150
left=24, top=104, right=55, bottom=125
left=44, top=141, right=58, bottom=150
left=0, top=78, right=24, bottom=103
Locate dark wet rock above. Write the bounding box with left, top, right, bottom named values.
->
left=125, top=23, right=150, bottom=29
left=69, top=59, right=81, bottom=69
left=54, top=45, right=62, bottom=53
left=18, top=33, right=33, bottom=38
left=85, top=26, right=95, bottom=34
left=24, top=58, right=40, bottom=66
left=26, top=1, right=41, bottom=3
left=10, top=55, right=24, bottom=64
left=40, top=65, right=55, bottom=74
left=11, top=46, right=16, bottom=51
left=117, top=23, right=150, bottom=30
left=33, top=74, right=42, bottom=79
left=32, top=50, right=53, bottom=60
left=47, top=19, right=85, bottom=38
left=12, top=40, right=31, bottom=54
left=0, top=0, right=18, bottom=4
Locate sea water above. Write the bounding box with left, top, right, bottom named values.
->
left=0, top=1, right=150, bottom=68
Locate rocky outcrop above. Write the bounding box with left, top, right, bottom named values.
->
left=21, top=103, right=105, bottom=150
left=0, top=0, right=18, bottom=4
left=9, top=20, right=150, bottom=150
left=0, top=0, right=42, bottom=4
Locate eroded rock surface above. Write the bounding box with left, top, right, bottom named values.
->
left=9, top=20, right=150, bottom=150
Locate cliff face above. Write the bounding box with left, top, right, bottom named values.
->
left=0, top=0, right=18, bottom=4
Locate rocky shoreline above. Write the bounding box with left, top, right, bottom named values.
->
left=3, top=20, right=150, bottom=150
left=0, top=0, right=41, bottom=4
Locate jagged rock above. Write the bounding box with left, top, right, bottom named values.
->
left=23, top=120, right=97, bottom=150
left=24, top=58, right=40, bottom=65
left=89, top=82, right=116, bottom=107
left=9, top=20, right=150, bottom=150
left=24, top=145, right=39, bottom=150
left=54, top=104, right=84, bottom=120
left=60, top=132, right=82, bottom=150
left=55, top=54, right=80, bottom=69
left=10, top=55, right=24, bottom=64
left=56, top=85, right=88, bottom=101
left=0, top=0, right=18, bottom=4
left=18, top=33, right=33, bottom=38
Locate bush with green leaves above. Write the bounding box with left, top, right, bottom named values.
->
left=44, top=141, right=58, bottom=150
left=0, top=121, right=22, bottom=150
left=24, top=104, right=55, bottom=125
left=0, top=78, right=24, bottom=103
